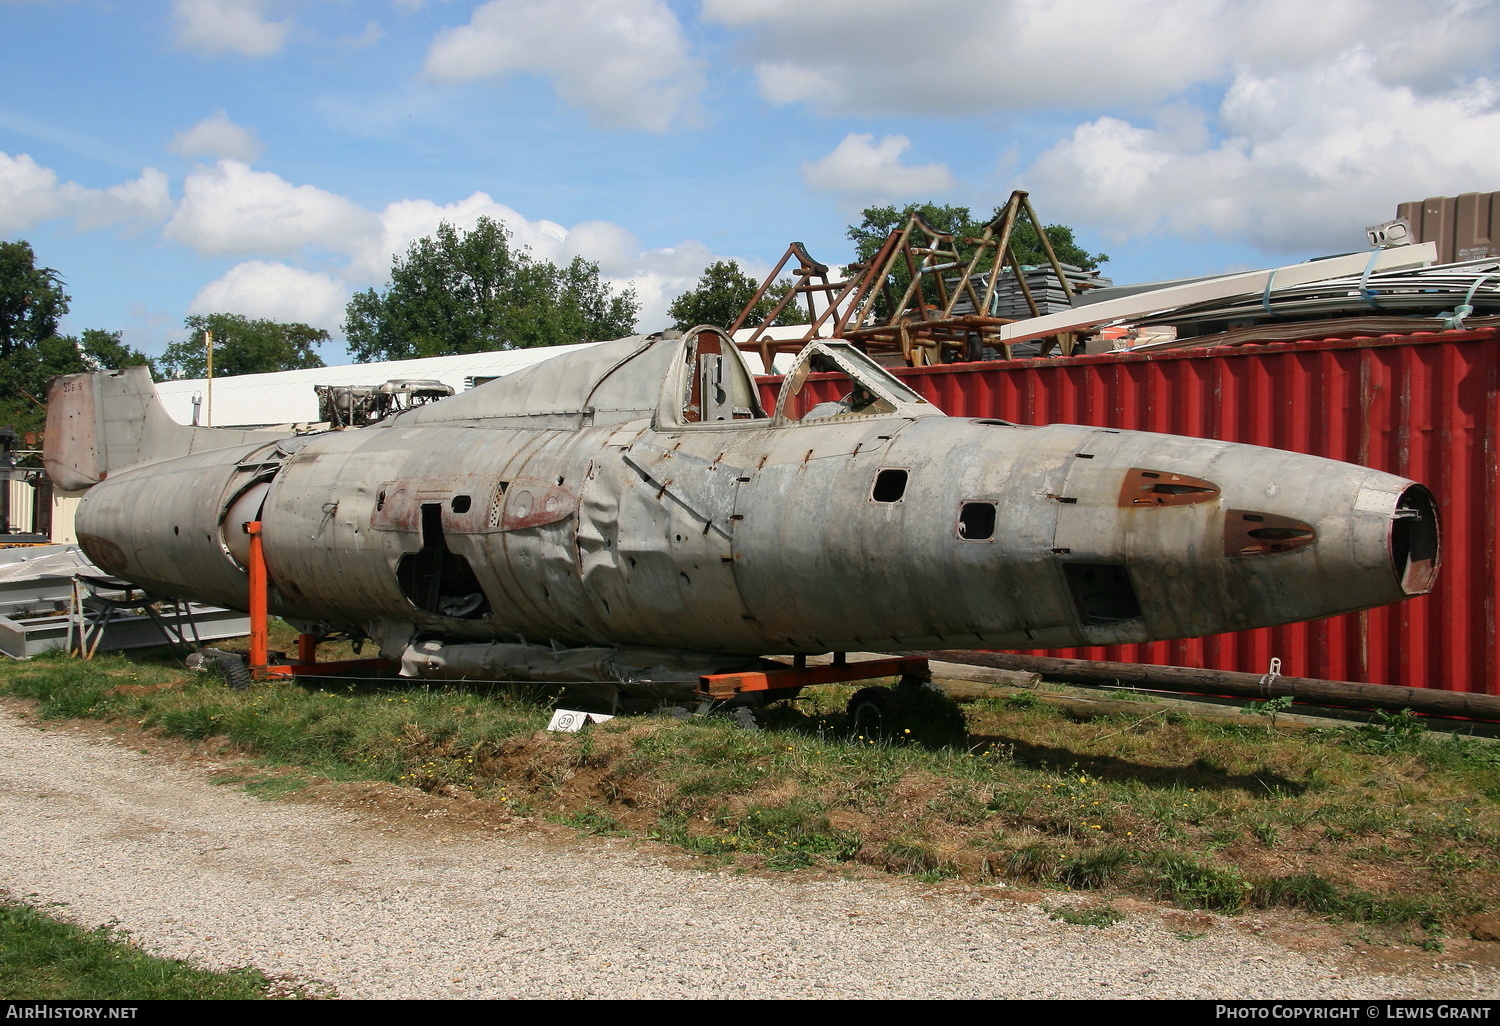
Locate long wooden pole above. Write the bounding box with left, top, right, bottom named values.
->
left=905, top=650, right=1500, bottom=722
left=204, top=330, right=213, bottom=427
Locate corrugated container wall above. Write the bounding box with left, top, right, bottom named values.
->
left=758, top=328, right=1500, bottom=694
left=1396, top=191, right=1500, bottom=263
left=4, top=480, right=34, bottom=534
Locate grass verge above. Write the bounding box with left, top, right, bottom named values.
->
left=0, top=898, right=288, bottom=999
left=4, top=638, right=1499, bottom=947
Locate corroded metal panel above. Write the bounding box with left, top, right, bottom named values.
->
left=74, top=440, right=275, bottom=609
left=45, top=367, right=283, bottom=491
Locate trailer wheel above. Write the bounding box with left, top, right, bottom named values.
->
left=202, top=648, right=252, bottom=691
left=848, top=681, right=968, bottom=748
left=847, top=686, right=893, bottom=741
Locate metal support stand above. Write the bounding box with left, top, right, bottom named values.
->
left=696, top=654, right=930, bottom=702
left=247, top=521, right=268, bottom=673
left=62, top=576, right=213, bottom=659
left=245, top=520, right=389, bottom=681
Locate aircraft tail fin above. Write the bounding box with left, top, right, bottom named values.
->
left=44, top=366, right=285, bottom=491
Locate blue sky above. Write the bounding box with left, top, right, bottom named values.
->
left=3, top=0, right=1498, bottom=365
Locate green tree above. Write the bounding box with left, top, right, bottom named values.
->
left=0, top=242, right=80, bottom=433
left=0, top=240, right=68, bottom=362
left=1, top=337, right=83, bottom=435
left=668, top=260, right=804, bottom=331
left=77, top=329, right=152, bottom=373
left=343, top=216, right=639, bottom=362
left=0, top=242, right=155, bottom=436
left=156, top=313, right=328, bottom=380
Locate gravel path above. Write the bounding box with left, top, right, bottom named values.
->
left=2, top=705, right=1496, bottom=1000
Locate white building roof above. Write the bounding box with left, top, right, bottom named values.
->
left=153, top=342, right=607, bottom=427
left=153, top=331, right=805, bottom=428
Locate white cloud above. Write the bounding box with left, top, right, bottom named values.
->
left=0, top=145, right=741, bottom=342
left=423, top=0, right=703, bottom=130
left=155, top=171, right=737, bottom=336
left=350, top=192, right=530, bottom=281
left=67, top=168, right=174, bottom=231
left=1363, top=0, right=1500, bottom=92
left=354, top=191, right=651, bottom=282
left=802, top=134, right=955, bottom=207
left=169, top=111, right=265, bottom=163
left=0, top=152, right=171, bottom=233
left=171, top=0, right=292, bottom=58
left=555, top=219, right=646, bottom=278
left=165, top=160, right=381, bottom=257
left=0, top=149, right=736, bottom=343
left=704, top=0, right=1500, bottom=115
left=1024, top=54, right=1500, bottom=253
left=619, top=240, right=723, bottom=334
left=189, top=261, right=350, bottom=331
left=0, top=152, right=67, bottom=231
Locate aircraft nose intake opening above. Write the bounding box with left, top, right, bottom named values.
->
left=1391, top=484, right=1440, bottom=596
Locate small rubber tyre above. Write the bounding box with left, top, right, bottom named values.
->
left=202, top=648, right=252, bottom=691
left=847, top=686, right=893, bottom=741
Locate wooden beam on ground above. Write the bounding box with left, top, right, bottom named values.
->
left=903, top=650, right=1500, bottom=722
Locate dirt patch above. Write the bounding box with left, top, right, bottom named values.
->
left=1458, top=914, right=1500, bottom=943
left=294, top=779, right=530, bottom=834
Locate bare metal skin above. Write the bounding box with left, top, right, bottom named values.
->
left=46, top=329, right=1438, bottom=680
